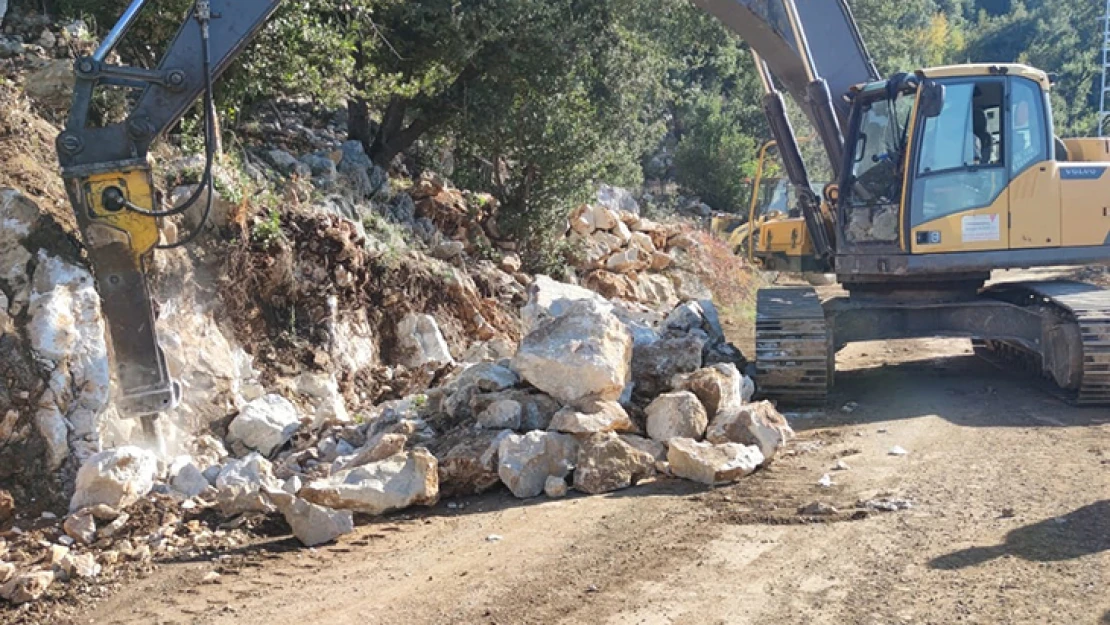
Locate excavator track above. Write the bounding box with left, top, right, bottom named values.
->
left=976, top=280, right=1110, bottom=406
left=755, top=287, right=831, bottom=406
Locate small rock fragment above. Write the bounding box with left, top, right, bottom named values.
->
left=0, top=570, right=54, bottom=604
left=69, top=446, right=159, bottom=512
left=512, top=299, right=632, bottom=405
left=63, top=511, right=97, bottom=545
left=799, top=501, right=838, bottom=516
left=548, top=400, right=634, bottom=434
left=273, top=496, right=354, bottom=547
left=705, top=401, right=793, bottom=464
left=477, top=400, right=522, bottom=430
left=544, top=476, right=568, bottom=498
left=227, top=394, right=301, bottom=457
left=215, top=454, right=280, bottom=515
left=0, top=490, right=12, bottom=522
left=97, top=513, right=130, bottom=539
left=301, top=449, right=439, bottom=515
left=858, top=497, right=913, bottom=512
left=497, top=431, right=579, bottom=498
left=888, top=446, right=908, bottom=456
left=61, top=552, right=100, bottom=579
left=572, top=432, right=655, bottom=495
left=170, top=460, right=210, bottom=498
left=817, top=474, right=833, bottom=488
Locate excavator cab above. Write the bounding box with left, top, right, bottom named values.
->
left=835, top=65, right=1110, bottom=281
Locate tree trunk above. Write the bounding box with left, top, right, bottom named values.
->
left=367, top=65, right=483, bottom=168
left=347, top=40, right=374, bottom=154
left=368, top=96, right=407, bottom=167
left=348, top=97, right=373, bottom=152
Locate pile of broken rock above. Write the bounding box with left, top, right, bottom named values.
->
left=566, top=203, right=696, bottom=307
left=0, top=276, right=791, bottom=607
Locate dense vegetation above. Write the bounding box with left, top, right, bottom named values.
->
left=40, top=0, right=1104, bottom=268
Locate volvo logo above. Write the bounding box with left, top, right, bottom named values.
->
left=1060, top=167, right=1107, bottom=180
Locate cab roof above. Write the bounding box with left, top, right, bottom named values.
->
left=916, top=64, right=1051, bottom=91
left=849, top=63, right=1052, bottom=97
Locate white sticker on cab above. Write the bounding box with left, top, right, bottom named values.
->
left=961, top=214, right=1000, bottom=243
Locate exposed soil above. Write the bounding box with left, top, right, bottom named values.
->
left=0, top=82, right=73, bottom=233
left=43, top=333, right=1108, bottom=625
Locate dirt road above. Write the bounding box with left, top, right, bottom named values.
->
left=64, top=334, right=1108, bottom=625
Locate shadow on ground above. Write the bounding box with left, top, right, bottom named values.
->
left=929, top=501, right=1110, bottom=570
left=787, top=352, right=1108, bottom=431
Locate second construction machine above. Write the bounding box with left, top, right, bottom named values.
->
left=694, top=0, right=1110, bottom=406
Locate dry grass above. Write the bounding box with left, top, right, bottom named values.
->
left=673, top=226, right=767, bottom=355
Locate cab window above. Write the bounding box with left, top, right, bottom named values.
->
left=1009, top=78, right=1047, bottom=177
left=910, top=78, right=1007, bottom=227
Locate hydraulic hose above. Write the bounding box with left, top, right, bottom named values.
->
left=121, top=0, right=217, bottom=250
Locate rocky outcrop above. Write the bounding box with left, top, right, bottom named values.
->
left=396, top=313, right=454, bottom=368
left=293, top=372, right=350, bottom=426
left=512, top=300, right=632, bottom=405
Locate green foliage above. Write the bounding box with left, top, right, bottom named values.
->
left=444, top=0, right=673, bottom=273
left=963, top=0, right=1101, bottom=136
left=55, top=0, right=1105, bottom=242
left=250, top=208, right=283, bottom=248
left=673, top=92, right=759, bottom=213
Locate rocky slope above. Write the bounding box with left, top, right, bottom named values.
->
left=0, top=9, right=772, bottom=615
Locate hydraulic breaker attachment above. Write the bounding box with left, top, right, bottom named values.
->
left=56, top=0, right=283, bottom=417
left=62, top=161, right=180, bottom=416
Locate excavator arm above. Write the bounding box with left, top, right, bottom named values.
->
left=57, top=0, right=283, bottom=415
left=692, top=0, right=880, bottom=265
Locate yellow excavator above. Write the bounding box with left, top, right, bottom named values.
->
left=710, top=138, right=828, bottom=273
left=57, top=0, right=1110, bottom=417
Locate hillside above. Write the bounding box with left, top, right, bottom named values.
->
left=0, top=0, right=1107, bottom=622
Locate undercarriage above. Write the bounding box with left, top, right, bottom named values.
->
left=755, top=279, right=1110, bottom=406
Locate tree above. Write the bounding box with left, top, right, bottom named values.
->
left=446, top=0, right=672, bottom=271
